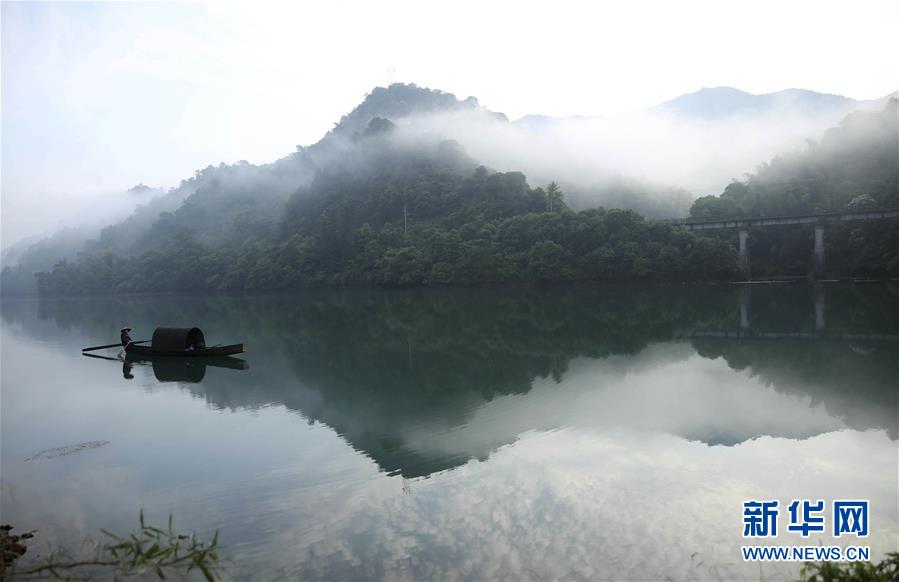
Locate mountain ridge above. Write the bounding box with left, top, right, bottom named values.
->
left=514, top=86, right=895, bottom=127
left=3, top=83, right=897, bottom=295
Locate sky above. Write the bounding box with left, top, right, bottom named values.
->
left=2, top=0, right=898, bottom=249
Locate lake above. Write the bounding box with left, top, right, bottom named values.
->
left=1, top=283, right=897, bottom=580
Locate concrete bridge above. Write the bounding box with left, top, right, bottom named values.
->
left=662, top=208, right=899, bottom=276
left=688, top=284, right=899, bottom=342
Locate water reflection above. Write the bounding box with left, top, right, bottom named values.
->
left=5, top=283, right=896, bottom=479
left=2, top=283, right=897, bottom=580
left=83, top=352, right=249, bottom=382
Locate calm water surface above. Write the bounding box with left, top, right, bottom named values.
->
left=1, top=284, right=897, bottom=580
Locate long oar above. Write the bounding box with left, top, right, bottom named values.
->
left=82, top=352, right=123, bottom=361
left=82, top=352, right=151, bottom=366
left=82, top=340, right=150, bottom=353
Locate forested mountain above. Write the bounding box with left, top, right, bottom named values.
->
left=653, top=87, right=858, bottom=119
left=327, top=83, right=507, bottom=137
left=0, top=86, right=467, bottom=294
left=508, top=86, right=893, bottom=212
left=0, top=184, right=167, bottom=294
left=26, top=111, right=742, bottom=293
left=689, top=99, right=898, bottom=277
left=690, top=99, right=898, bottom=218
left=3, top=85, right=897, bottom=295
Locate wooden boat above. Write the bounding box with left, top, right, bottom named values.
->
left=125, top=327, right=245, bottom=357
left=84, top=351, right=248, bottom=382
left=125, top=344, right=245, bottom=357
left=125, top=353, right=249, bottom=370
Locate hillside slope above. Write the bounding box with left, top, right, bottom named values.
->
left=6, top=86, right=896, bottom=294
left=689, top=99, right=898, bottom=277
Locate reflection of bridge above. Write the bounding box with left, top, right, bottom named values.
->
left=689, top=330, right=899, bottom=341
left=663, top=209, right=899, bottom=276
left=689, top=284, right=899, bottom=341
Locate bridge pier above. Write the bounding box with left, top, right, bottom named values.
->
left=671, top=208, right=897, bottom=279
left=814, top=284, right=825, bottom=331
left=739, top=286, right=751, bottom=330
left=813, top=225, right=825, bottom=277
left=738, top=228, right=750, bottom=274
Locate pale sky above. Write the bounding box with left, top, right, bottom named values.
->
left=2, top=0, right=897, bottom=249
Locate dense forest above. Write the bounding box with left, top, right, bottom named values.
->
left=28, top=148, right=741, bottom=293
left=2, top=86, right=896, bottom=295
left=688, top=99, right=898, bottom=277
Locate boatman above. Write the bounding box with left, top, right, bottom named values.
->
left=118, top=326, right=133, bottom=358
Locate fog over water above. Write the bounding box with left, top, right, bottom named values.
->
left=3, top=2, right=898, bottom=579
left=3, top=1, right=897, bottom=248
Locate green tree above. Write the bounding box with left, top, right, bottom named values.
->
left=528, top=240, right=575, bottom=282
left=545, top=181, right=565, bottom=213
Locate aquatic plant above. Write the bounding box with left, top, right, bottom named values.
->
left=3, top=511, right=220, bottom=581
left=799, top=552, right=899, bottom=582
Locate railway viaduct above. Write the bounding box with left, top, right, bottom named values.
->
left=662, top=208, right=899, bottom=276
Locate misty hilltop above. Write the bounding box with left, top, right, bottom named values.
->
left=653, top=86, right=858, bottom=119
left=513, top=86, right=874, bottom=127
left=346, top=84, right=894, bottom=216
left=2, top=82, right=897, bottom=295
left=325, top=84, right=507, bottom=139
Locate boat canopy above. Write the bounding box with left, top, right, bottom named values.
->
left=151, top=327, right=206, bottom=352
left=151, top=359, right=206, bottom=383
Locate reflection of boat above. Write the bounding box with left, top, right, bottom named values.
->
left=138, top=355, right=248, bottom=383
left=83, top=351, right=248, bottom=383
left=126, top=353, right=249, bottom=371
left=125, top=327, right=245, bottom=357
